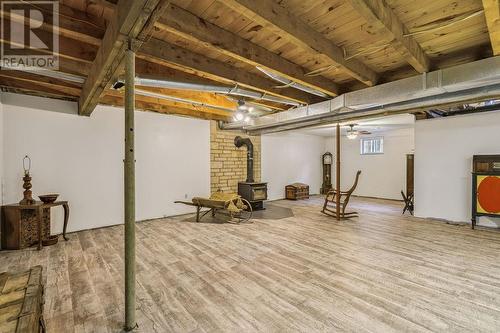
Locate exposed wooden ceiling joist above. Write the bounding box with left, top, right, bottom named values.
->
left=139, top=38, right=319, bottom=105
left=156, top=3, right=339, bottom=97
left=222, top=0, right=379, bottom=86
left=101, top=93, right=231, bottom=121
left=88, top=0, right=118, bottom=14
left=0, top=70, right=81, bottom=96
left=134, top=59, right=226, bottom=87
left=0, top=27, right=97, bottom=63
left=105, top=89, right=232, bottom=116
left=0, top=4, right=105, bottom=47
left=482, top=0, right=500, bottom=55
left=0, top=86, right=78, bottom=101
left=347, top=0, right=431, bottom=73
left=0, top=75, right=80, bottom=98
left=0, top=40, right=91, bottom=76
left=79, top=0, right=170, bottom=116
left=0, top=72, right=231, bottom=121
left=134, top=86, right=237, bottom=109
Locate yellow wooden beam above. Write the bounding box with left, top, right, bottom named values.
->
left=482, top=0, right=500, bottom=55
left=347, top=0, right=430, bottom=73
left=139, top=39, right=318, bottom=105
left=156, top=4, right=339, bottom=96
left=79, top=0, right=169, bottom=116
left=223, top=0, right=378, bottom=86
left=101, top=92, right=231, bottom=121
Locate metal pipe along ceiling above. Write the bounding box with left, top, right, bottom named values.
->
left=7, top=69, right=302, bottom=108
left=134, top=77, right=301, bottom=106
left=134, top=89, right=235, bottom=113
left=222, top=56, right=500, bottom=134
left=256, top=66, right=331, bottom=98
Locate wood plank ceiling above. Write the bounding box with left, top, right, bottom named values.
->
left=0, top=0, right=496, bottom=121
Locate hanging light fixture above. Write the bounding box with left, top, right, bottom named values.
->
left=346, top=124, right=358, bottom=140
left=234, top=111, right=244, bottom=121
left=233, top=100, right=253, bottom=123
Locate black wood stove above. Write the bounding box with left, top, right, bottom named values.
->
left=234, top=136, right=267, bottom=210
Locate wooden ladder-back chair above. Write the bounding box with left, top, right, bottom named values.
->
left=322, top=170, right=361, bottom=219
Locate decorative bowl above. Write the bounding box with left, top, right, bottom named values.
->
left=39, top=194, right=59, bottom=204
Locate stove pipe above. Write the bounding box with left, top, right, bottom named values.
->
left=234, top=136, right=254, bottom=183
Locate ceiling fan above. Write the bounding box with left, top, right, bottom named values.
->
left=346, top=124, right=371, bottom=139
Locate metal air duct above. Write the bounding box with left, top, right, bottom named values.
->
left=221, top=56, right=500, bottom=134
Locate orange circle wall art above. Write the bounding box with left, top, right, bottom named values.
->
left=477, top=176, right=500, bottom=214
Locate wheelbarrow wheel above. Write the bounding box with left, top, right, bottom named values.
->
left=235, top=198, right=253, bottom=223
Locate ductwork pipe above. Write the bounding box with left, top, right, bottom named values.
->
left=134, top=77, right=301, bottom=106
left=244, top=85, right=500, bottom=134
left=222, top=56, right=500, bottom=134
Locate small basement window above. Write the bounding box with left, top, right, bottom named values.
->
left=360, top=137, right=384, bottom=155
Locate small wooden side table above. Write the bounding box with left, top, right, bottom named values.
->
left=1, top=201, right=69, bottom=250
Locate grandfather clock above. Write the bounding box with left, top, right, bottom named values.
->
left=321, top=152, right=333, bottom=194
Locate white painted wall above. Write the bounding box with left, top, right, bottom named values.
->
left=415, top=110, right=500, bottom=226
left=262, top=132, right=324, bottom=200
left=324, top=128, right=415, bottom=200
left=1, top=93, right=210, bottom=234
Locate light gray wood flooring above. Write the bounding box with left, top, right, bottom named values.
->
left=2, top=197, right=500, bottom=332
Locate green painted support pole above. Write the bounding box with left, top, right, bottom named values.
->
left=124, top=40, right=136, bottom=331
left=336, top=122, right=341, bottom=221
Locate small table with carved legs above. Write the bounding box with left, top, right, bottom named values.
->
left=1, top=201, right=69, bottom=250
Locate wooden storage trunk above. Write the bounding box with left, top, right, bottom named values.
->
left=0, top=266, right=44, bottom=333
left=285, top=183, right=310, bottom=200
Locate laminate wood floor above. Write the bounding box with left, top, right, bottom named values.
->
left=2, top=197, right=500, bottom=332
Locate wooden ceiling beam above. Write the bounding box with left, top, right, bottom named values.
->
left=101, top=93, right=231, bottom=121
left=0, top=75, right=80, bottom=98
left=88, top=0, right=118, bottom=14
left=482, top=0, right=500, bottom=55
left=0, top=86, right=78, bottom=101
left=0, top=72, right=231, bottom=121
left=347, top=0, right=431, bottom=73
left=134, top=59, right=226, bottom=87
left=79, top=0, right=170, bottom=116
left=156, top=4, right=339, bottom=97
left=106, top=89, right=231, bottom=117
left=0, top=4, right=105, bottom=47
left=134, top=86, right=237, bottom=109
left=139, top=38, right=318, bottom=105
left=0, top=70, right=81, bottom=95
left=0, top=41, right=91, bottom=76
left=0, top=27, right=97, bottom=63
left=222, top=0, right=378, bottom=86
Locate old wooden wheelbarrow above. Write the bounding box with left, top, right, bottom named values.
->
left=175, top=192, right=253, bottom=223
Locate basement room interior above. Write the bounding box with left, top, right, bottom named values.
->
left=1, top=0, right=500, bottom=332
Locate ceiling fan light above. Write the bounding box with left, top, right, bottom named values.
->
left=244, top=115, right=251, bottom=123
left=347, top=131, right=358, bottom=140
left=234, top=111, right=244, bottom=121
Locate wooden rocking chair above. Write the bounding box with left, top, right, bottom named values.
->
left=322, top=170, right=361, bottom=219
